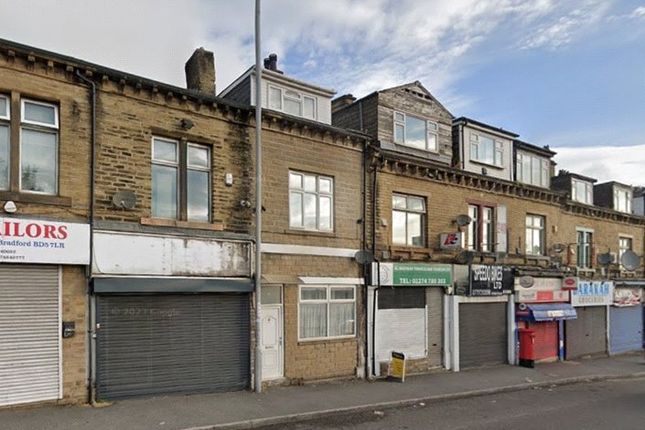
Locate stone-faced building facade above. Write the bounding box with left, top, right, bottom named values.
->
left=0, top=38, right=92, bottom=407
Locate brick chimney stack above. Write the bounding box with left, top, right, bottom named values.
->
left=185, top=47, right=216, bottom=94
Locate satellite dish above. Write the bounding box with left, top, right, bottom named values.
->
left=455, top=251, right=474, bottom=265
left=112, top=190, right=137, bottom=210
left=455, top=214, right=472, bottom=227
left=621, top=250, right=640, bottom=272
left=354, top=250, right=374, bottom=265
left=552, top=243, right=566, bottom=254
left=519, top=275, right=534, bottom=289
left=596, top=252, right=614, bottom=266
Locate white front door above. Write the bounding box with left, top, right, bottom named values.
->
left=261, top=305, right=283, bottom=380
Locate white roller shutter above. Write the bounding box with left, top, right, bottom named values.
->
left=376, top=308, right=427, bottom=361
left=0, top=265, right=60, bottom=406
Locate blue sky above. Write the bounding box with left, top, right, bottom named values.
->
left=1, top=0, right=643, bottom=184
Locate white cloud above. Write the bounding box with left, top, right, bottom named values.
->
left=631, top=6, right=645, bottom=18
left=518, top=0, right=611, bottom=50
left=554, top=144, right=645, bottom=186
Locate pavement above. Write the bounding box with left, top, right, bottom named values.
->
left=1, top=353, right=644, bottom=430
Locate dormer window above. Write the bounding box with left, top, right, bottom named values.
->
left=516, top=152, right=549, bottom=187
left=268, top=85, right=316, bottom=120
left=614, top=188, right=632, bottom=213
left=572, top=179, right=593, bottom=204
left=470, top=132, right=503, bottom=167
left=393, top=111, right=438, bottom=152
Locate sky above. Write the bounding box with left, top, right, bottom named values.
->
left=1, top=0, right=644, bottom=185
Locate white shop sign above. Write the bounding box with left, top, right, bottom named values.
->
left=571, top=280, right=614, bottom=307
left=92, top=231, right=251, bottom=277
left=0, top=217, right=90, bottom=264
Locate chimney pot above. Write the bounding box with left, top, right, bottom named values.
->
left=331, top=94, right=357, bottom=113
left=185, top=47, right=216, bottom=94
left=264, top=53, right=280, bottom=72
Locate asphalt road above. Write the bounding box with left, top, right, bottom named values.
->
left=258, top=377, right=645, bottom=430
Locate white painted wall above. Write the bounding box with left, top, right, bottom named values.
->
left=92, top=231, right=251, bottom=277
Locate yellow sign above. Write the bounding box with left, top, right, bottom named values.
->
left=389, top=351, right=406, bottom=382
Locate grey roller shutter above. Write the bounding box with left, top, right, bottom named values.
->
left=0, top=265, right=60, bottom=406
left=459, top=302, right=507, bottom=368
left=426, top=288, right=443, bottom=367
left=96, top=293, right=250, bottom=400
left=565, top=306, right=607, bottom=359
left=609, top=306, right=642, bottom=354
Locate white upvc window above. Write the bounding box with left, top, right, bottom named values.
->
left=19, top=99, right=59, bottom=195
left=614, top=188, right=632, bottom=213
left=525, top=214, right=545, bottom=256
left=571, top=179, right=593, bottom=204
left=516, top=152, right=550, bottom=187
left=576, top=228, right=593, bottom=269
left=619, top=236, right=633, bottom=270
left=393, top=111, right=438, bottom=152
left=298, top=285, right=356, bottom=341
left=470, top=132, right=503, bottom=167
left=392, top=193, right=426, bottom=247
left=267, top=85, right=317, bottom=120
left=0, top=94, right=9, bottom=121
left=289, top=171, right=333, bottom=231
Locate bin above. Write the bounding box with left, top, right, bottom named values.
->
left=518, top=328, right=535, bottom=368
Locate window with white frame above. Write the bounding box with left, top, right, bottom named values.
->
left=152, top=137, right=211, bottom=221
left=571, top=179, right=593, bottom=204
left=470, top=132, right=503, bottom=167
left=576, top=229, right=593, bottom=269
left=20, top=99, right=59, bottom=194
left=467, top=204, right=494, bottom=252
left=619, top=237, right=633, bottom=270
left=614, top=188, right=632, bottom=213
left=525, top=214, right=545, bottom=255
left=0, top=94, right=9, bottom=190
left=392, top=193, right=425, bottom=247
left=393, top=111, right=438, bottom=151
left=516, top=152, right=550, bottom=188
left=267, top=85, right=317, bottom=120
left=299, top=285, right=356, bottom=340
left=289, top=171, right=333, bottom=231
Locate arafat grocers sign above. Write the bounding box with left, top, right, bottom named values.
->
left=570, top=281, right=614, bottom=307
left=0, top=217, right=90, bottom=265
left=469, top=265, right=514, bottom=296
left=373, top=263, right=452, bottom=286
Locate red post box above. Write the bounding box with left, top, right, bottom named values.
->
left=518, top=328, right=535, bottom=368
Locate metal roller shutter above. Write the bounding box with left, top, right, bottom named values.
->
left=610, top=306, right=643, bottom=354
left=0, top=265, right=60, bottom=406
left=565, top=306, right=606, bottom=359
left=96, top=293, right=250, bottom=399
left=459, top=302, right=507, bottom=368
left=376, top=288, right=426, bottom=362
left=529, top=321, right=558, bottom=361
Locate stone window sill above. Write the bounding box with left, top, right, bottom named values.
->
left=0, top=191, right=72, bottom=207
left=140, top=217, right=224, bottom=231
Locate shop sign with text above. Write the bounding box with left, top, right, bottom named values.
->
left=374, top=263, right=452, bottom=286
left=469, top=265, right=514, bottom=296
left=613, top=288, right=642, bottom=307
left=571, top=281, right=614, bottom=307
left=0, top=217, right=90, bottom=265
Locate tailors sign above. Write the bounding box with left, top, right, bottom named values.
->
left=0, top=217, right=90, bottom=265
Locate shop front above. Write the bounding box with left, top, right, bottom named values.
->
left=0, top=217, right=90, bottom=406
left=445, top=264, right=515, bottom=371
left=514, top=276, right=577, bottom=363
left=609, top=282, right=643, bottom=355
left=566, top=280, right=613, bottom=359
left=91, top=230, right=253, bottom=400
left=369, top=262, right=451, bottom=376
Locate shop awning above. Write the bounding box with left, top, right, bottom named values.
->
left=527, top=303, right=577, bottom=322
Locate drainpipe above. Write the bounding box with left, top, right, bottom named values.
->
left=75, top=69, right=96, bottom=404
left=254, top=0, right=263, bottom=394
left=370, top=150, right=379, bottom=377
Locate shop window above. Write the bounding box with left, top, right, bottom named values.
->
left=299, top=285, right=356, bottom=340
left=151, top=137, right=211, bottom=221
left=392, top=193, right=426, bottom=247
